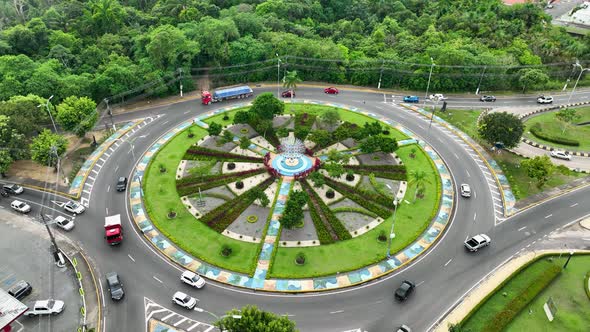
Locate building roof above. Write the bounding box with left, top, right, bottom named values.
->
left=0, top=288, right=28, bottom=328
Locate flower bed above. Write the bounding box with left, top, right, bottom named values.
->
left=302, top=179, right=351, bottom=241
left=176, top=168, right=267, bottom=196
left=343, top=164, right=407, bottom=181
left=323, top=177, right=393, bottom=217
left=184, top=146, right=263, bottom=162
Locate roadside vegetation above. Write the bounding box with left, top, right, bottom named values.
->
left=523, top=107, right=590, bottom=151
left=436, top=109, right=586, bottom=200
left=460, top=254, right=590, bottom=332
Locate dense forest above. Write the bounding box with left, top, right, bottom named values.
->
left=0, top=0, right=589, bottom=173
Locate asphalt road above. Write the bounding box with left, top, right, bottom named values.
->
left=2, top=87, right=590, bottom=332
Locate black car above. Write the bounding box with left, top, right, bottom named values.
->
left=116, top=177, right=127, bottom=192
left=394, top=280, right=415, bottom=301
left=479, top=95, right=496, bottom=102
left=3, top=184, right=24, bottom=195
left=106, top=272, right=124, bottom=301
left=281, top=90, right=295, bottom=98
left=8, top=280, right=32, bottom=300
left=0, top=188, right=8, bottom=197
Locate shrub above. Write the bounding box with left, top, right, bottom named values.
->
left=346, top=171, right=355, bottom=181
left=222, top=114, right=230, bottom=121
left=236, top=181, right=244, bottom=189
left=184, top=146, right=263, bottom=162
left=295, top=252, right=306, bottom=265
left=227, top=162, right=236, bottom=170
left=221, top=245, right=233, bottom=257
left=378, top=230, right=387, bottom=242
left=326, top=189, right=335, bottom=198
left=529, top=123, right=580, bottom=146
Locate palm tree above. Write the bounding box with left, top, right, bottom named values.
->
left=282, top=70, right=302, bottom=108
left=408, top=170, right=431, bottom=202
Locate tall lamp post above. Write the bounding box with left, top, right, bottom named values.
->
left=567, top=61, right=590, bottom=105
left=563, top=251, right=575, bottom=269
left=194, top=307, right=242, bottom=332
left=38, top=95, right=57, bottom=133
left=424, top=57, right=435, bottom=108
left=385, top=184, right=399, bottom=258
left=276, top=53, right=282, bottom=98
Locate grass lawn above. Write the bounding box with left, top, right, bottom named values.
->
left=523, top=107, right=590, bottom=151
left=462, top=255, right=590, bottom=332
left=268, top=143, right=441, bottom=278
left=435, top=109, right=586, bottom=200
left=506, top=255, right=590, bottom=332
left=143, top=124, right=260, bottom=274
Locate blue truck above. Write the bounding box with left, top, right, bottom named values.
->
left=201, top=85, right=253, bottom=105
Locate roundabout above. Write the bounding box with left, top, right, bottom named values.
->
left=131, top=99, right=452, bottom=291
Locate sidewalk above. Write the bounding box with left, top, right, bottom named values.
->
left=432, top=247, right=590, bottom=332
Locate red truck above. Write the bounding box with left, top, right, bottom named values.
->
left=201, top=85, right=253, bottom=105
left=105, top=214, right=123, bottom=245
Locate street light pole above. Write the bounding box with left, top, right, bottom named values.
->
left=476, top=66, right=487, bottom=95
left=194, top=307, right=241, bottom=332
left=424, top=57, right=435, bottom=108
left=276, top=53, right=281, bottom=98
left=563, top=251, right=574, bottom=269
left=385, top=184, right=399, bottom=258
left=568, top=61, right=590, bottom=105
left=38, top=95, right=57, bottom=133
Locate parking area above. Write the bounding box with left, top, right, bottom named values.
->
left=0, top=208, right=80, bottom=331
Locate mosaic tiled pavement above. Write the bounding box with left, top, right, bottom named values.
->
left=129, top=100, right=456, bottom=292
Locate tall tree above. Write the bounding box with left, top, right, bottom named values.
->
left=207, top=122, right=222, bottom=136
left=408, top=170, right=431, bottom=202
left=249, top=93, right=284, bottom=120
left=29, top=129, right=68, bottom=167
left=318, top=109, right=341, bottom=131
left=216, top=305, right=297, bottom=331
left=555, top=108, right=580, bottom=134
left=0, top=149, right=13, bottom=177
left=520, top=155, right=554, bottom=188
left=282, top=70, right=302, bottom=106
left=478, top=112, right=524, bottom=149
left=56, top=96, right=97, bottom=136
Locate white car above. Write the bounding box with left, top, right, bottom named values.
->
left=180, top=271, right=206, bottom=289
left=24, top=299, right=65, bottom=317
left=11, top=200, right=31, bottom=213
left=460, top=184, right=471, bottom=198
left=550, top=150, right=571, bottom=161
left=54, top=215, right=74, bottom=231
left=64, top=201, right=85, bottom=214
left=172, top=291, right=197, bottom=309
left=537, top=95, right=553, bottom=104
left=429, top=93, right=447, bottom=101
left=464, top=234, right=491, bottom=252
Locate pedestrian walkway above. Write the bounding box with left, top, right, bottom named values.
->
left=250, top=178, right=292, bottom=289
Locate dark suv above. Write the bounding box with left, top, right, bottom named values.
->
left=116, top=177, right=127, bottom=192
left=394, top=280, right=415, bottom=301
left=8, top=280, right=32, bottom=300
left=106, top=272, right=124, bottom=301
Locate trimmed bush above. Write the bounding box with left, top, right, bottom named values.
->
left=183, top=146, right=263, bottom=162
left=176, top=168, right=266, bottom=196
left=227, top=162, right=236, bottom=170
left=326, top=189, right=335, bottom=198
left=295, top=252, right=306, bottom=265
left=236, top=181, right=244, bottom=189
left=302, top=180, right=351, bottom=241
left=324, top=177, right=393, bottom=217
left=529, top=123, right=580, bottom=146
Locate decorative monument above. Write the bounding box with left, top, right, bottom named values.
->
left=264, top=134, right=320, bottom=178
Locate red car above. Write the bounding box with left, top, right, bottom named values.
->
left=281, top=90, right=295, bottom=98
left=324, top=87, right=339, bottom=94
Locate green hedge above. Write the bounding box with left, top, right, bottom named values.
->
left=482, top=264, right=561, bottom=332
left=300, top=181, right=335, bottom=244
left=529, top=123, right=580, bottom=146
left=323, top=177, right=392, bottom=218
left=183, top=146, right=264, bottom=162
left=176, top=168, right=267, bottom=196
left=332, top=207, right=378, bottom=218
left=302, top=180, right=351, bottom=241
left=585, top=272, right=590, bottom=300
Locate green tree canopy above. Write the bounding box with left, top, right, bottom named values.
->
left=29, top=129, right=68, bottom=167
left=56, top=96, right=97, bottom=136
left=216, top=305, right=297, bottom=332
left=520, top=155, right=554, bottom=188
left=207, top=122, right=223, bottom=136
left=249, top=93, right=284, bottom=120
left=318, top=109, right=341, bottom=131
left=555, top=108, right=581, bottom=134
left=477, top=112, right=524, bottom=149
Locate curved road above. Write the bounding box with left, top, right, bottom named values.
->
left=3, top=87, right=590, bottom=332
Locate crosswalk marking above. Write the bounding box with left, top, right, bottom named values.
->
left=162, top=312, right=175, bottom=321
left=174, top=317, right=187, bottom=326
left=187, top=322, right=201, bottom=331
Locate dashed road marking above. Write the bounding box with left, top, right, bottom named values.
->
left=330, top=310, right=344, bottom=314
left=128, top=254, right=135, bottom=262
left=162, top=312, right=175, bottom=321
left=570, top=203, right=578, bottom=207
left=444, top=258, right=452, bottom=267
left=518, top=226, right=527, bottom=231
left=153, top=276, right=163, bottom=283
left=545, top=214, right=553, bottom=219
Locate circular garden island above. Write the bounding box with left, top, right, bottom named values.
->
left=143, top=93, right=442, bottom=280
left=523, top=106, right=590, bottom=152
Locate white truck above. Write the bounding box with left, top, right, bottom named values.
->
left=24, top=299, right=65, bottom=317
left=464, top=234, right=491, bottom=252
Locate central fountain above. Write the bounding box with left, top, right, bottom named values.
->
left=266, top=135, right=319, bottom=177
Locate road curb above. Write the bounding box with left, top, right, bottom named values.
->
left=431, top=249, right=590, bottom=332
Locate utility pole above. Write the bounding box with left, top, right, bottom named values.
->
left=378, top=59, right=385, bottom=89
left=105, top=98, right=115, bottom=131
left=424, top=57, right=435, bottom=108
left=568, top=61, right=590, bottom=105
left=276, top=53, right=281, bottom=98
left=476, top=66, right=487, bottom=95
left=179, top=68, right=184, bottom=97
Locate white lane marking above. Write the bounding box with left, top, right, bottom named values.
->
left=454, top=153, right=459, bottom=159
left=545, top=214, right=553, bottom=219
left=174, top=317, right=187, bottom=327
left=187, top=322, right=201, bottom=331
left=203, top=326, right=215, bottom=332
left=107, top=185, right=110, bottom=192
left=330, top=310, right=344, bottom=314
left=95, top=163, right=102, bottom=169
left=416, top=281, right=425, bottom=287
left=153, top=276, right=163, bottom=283
left=128, top=254, right=135, bottom=262
left=466, top=170, right=470, bottom=177
left=114, top=165, right=119, bottom=172
left=162, top=312, right=175, bottom=321
left=570, top=203, right=578, bottom=207
left=474, top=191, right=477, bottom=199
left=106, top=208, right=109, bottom=215
left=465, top=236, right=469, bottom=241
left=473, top=213, right=477, bottom=221
left=91, top=169, right=99, bottom=174
left=88, top=176, right=95, bottom=181
left=146, top=308, right=167, bottom=322
left=128, top=149, right=132, bottom=154
left=443, top=258, right=453, bottom=267
left=99, top=157, right=106, bottom=163
left=83, top=189, right=91, bottom=195
left=184, top=111, right=191, bottom=115
left=163, top=120, right=170, bottom=125
left=98, top=278, right=106, bottom=308
left=518, top=226, right=527, bottom=231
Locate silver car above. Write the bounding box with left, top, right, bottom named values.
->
left=460, top=184, right=471, bottom=198
left=550, top=150, right=571, bottom=161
